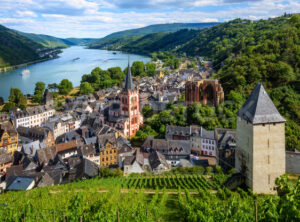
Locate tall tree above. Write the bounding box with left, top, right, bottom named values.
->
left=8, top=88, right=27, bottom=109
left=131, top=61, right=145, bottom=76
left=33, top=81, right=45, bottom=104
left=58, top=79, right=73, bottom=95
left=80, top=82, right=94, bottom=95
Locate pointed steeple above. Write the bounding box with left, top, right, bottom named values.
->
left=237, top=83, right=286, bottom=124
left=124, top=56, right=134, bottom=91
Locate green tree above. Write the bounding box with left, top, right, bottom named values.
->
left=80, top=82, right=94, bottom=95
left=131, top=61, right=145, bottom=76
left=1, top=102, right=15, bottom=112
left=58, top=79, right=73, bottom=95
left=8, top=88, right=27, bottom=109
left=142, top=105, right=153, bottom=119
left=145, top=63, right=156, bottom=77
left=48, top=83, right=58, bottom=92
left=32, top=81, right=45, bottom=104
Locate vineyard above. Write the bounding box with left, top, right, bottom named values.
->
left=0, top=174, right=299, bottom=221
left=119, top=174, right=216, bottom=190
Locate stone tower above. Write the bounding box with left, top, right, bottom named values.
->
left=42, top=89, right=53, bottom=106
left=119, top=60, right=143, bottom=137
left=235, top=83, right=286, bottom=194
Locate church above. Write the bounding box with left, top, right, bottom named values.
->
left=100, top=61, right=143, bottom=138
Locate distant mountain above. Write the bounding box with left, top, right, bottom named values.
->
left=89, top=22, right=219, bottom=53
left=0, top=24, right=44, bottom=68
left=90, top=29, right=200, bottom=55
left=16, top=32, right=73, bottom=48
left=17, top=32, right=99, bottom=48
left=98, top=22, right=220, bottom=42
left=65, top=38, right=99, bottom=46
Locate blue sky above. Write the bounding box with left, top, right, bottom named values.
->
left=0, top=0, right=299, bottom=38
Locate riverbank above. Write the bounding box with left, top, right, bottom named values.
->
left=0, top=55, right=60, bottom=73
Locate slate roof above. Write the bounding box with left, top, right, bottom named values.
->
left=6, top=176, right=35, bottom=190
left=149, top=150, right=170, bottom=170
left=123, top=156, right=135, bottom=165
left=22, top=140, right=45, bottom=157
left=78, top=144, right=96, bottom=157
left=36, top=146, right=57, bottom=166
left=37, top=173, right=54, bottom=187
left=124, top=61, right=134, bottom=91
left=237, top=83, right=286, bottom=124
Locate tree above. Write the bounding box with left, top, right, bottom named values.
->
left=58, top=79, right=73, bottom=95
left=108, top=67, right=124, bottom=81
left=145, top=63, right=156, bottom=77
left=8, top=88, right=27, bottom=109
left=80, top=82, right=94, bottom=95
left=1, top=102, right=15, bottom=112
left=33, top=81, right=45, bottom=104
left=48, top=83, right=58, bottom=92
left=131, top=61, right=145, bottom=76
left=142, top=105, right=153, bottom=118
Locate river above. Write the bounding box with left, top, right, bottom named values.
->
left=0, top=46, right=151, bottom=100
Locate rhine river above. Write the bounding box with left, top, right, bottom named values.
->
left=0, top=46, right=151, bottom=100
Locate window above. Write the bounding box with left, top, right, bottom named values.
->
left=268, top=175, right=270, bottom=184
left=268, top=155, right=270, bottom=164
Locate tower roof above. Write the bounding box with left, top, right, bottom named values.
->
left=124, top=59, right=134, bottom=91
left=237, top=83, right=286, bottom=124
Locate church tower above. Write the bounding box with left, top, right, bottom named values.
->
left=235, top=83, right=286, bottom=194
left=120, top=60, right=143, bottom=137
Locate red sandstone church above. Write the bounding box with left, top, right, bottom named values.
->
left=100, top=61, right=143, bottom=138
left=185, top=79, right=224, bottom=106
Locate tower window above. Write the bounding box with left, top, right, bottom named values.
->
left=268, top=175, right=271, bottom=184
left=268, top=155, right=270, bottom=164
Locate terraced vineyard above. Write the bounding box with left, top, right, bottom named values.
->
left=120, top=174, right=216, bottom=190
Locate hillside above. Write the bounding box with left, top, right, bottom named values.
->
left=0, top=173, right=298, bottom=221
left=0, top=25, right=44, bottom=68
left=100, top=22, right=219, bottom=41
left=90, top=22, right=219, bottom=49
left=177, top=14, right=300, bottom=150
left=16, top=32, right=72, bottom=48
left=17, top=32, right=100, bottom=48
left=89, top=29, right=200, bottom=54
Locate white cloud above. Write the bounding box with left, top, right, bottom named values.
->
left=0, top=0, right=299, bottom=38
left=16, top=11, right=37, bottom=17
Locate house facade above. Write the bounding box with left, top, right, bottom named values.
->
left=99, top=141, right=118, bottom=167
left=0, top=121, right=18, bottom=154
left=13, top=105, right=55, bottom=128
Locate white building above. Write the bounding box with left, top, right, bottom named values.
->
left=13, top=105, right=55, bottom=128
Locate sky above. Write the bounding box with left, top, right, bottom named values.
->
left=0, top=0, right=299, bottom=38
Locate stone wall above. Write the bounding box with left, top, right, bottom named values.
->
left=286, top=151, right=300, bottom=174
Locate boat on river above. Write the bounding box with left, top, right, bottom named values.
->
left=20, top=69, right=30, bottom=76
left=72, top=57, right=80, bottom=61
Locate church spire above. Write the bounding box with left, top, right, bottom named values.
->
left=124, top=56, right=134, bottom=91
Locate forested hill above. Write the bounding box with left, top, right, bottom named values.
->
left=98, top=22, right=219, bottom=42
left=16, top=32, right=74, bottom=48
left=219, top=15, right=300, bottom=150
left=0, top=25, right=44, bottom=68
left=89, top=29, right=200, bottom=54
left=178, top=14, right=300, bottom=150
left=17, top=32, right=99, bottom=48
